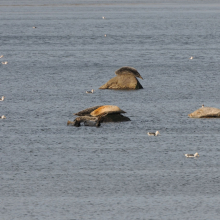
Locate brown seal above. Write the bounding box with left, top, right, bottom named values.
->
left=115, top=66, right=143, bottom=80
left=90, top=105, right=126, bottom=117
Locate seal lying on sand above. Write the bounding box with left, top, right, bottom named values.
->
left=74, top=105, right=102, bottom=116
left=99, top=66, right=143, bottom=90
left=68, top=105, right=130, bottom=127
left=188, top=106, right=220, bottom=118
left=90, top=105, right=126, bottom=117
left=115, top=66, right=143, bottom=80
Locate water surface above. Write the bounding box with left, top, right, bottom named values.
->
left=1, top=1, right=220, bottom=219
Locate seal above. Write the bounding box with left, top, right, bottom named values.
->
left=70, top=105, right=130, bottom=126
left=74, top=105, right=102, bottom=116
left=67, top=114, right=107, bottom=127
left=90, top=105, right=126, bottom=117
left=188, top=106, right=220, bottom=118
left=115, top=66, right=143, bottom=80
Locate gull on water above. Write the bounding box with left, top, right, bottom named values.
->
left=189, top=56, right=193, bottom=60
left=185, top=152, right=199, bottom=158
left=1, top=115, right=6, bottom=119
left=0, top=96, right=5, bottom=101
left=0, top=55, right=3, bottom=58
left=1, top=61, right=8, bottom=65
left=147, top=131, right=160, bottom=136
left=102, top=16, right=105, bottom=19
left=86, top=89, right=94, bottom=94
left=33, top=26, right=37, bottom=29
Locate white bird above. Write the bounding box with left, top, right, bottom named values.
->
left=0, top=55, right=3, bottom=58
left=104, top=34, right=107, bottom=37
left=185, top=152, right=199, bottom=158
left=1, top=61, right=8, bottom=65
left=147, top=131, right=160, bottom=136
left=102, top=16, right=105, bottom=19
left=33, top=26, right=37, bottom=29
left=202, top=104, right=204, bottom=108
left=1, top=115, right=6, bottom=119
left=189, top=56, right=193, bottom=60
left=86, top=89, right=94, bottom=94
left=0, top=96, right=5, bottom=101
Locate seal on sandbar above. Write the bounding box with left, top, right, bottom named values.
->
left=74, top=105, right=102, bottom=116
left=69, top=105, right=130, bottom=127
left=90, top=105, right=126, bottom=117
left=115, top=66, right=143, bottom=80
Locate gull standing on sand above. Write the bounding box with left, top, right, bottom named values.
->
left=185, top=152, right=199, bottom=158
left=0, top=96, right=5, bottom=101
left=147, top=131, right=160, bottom=136
left=86, top=89, right=94, bottom=94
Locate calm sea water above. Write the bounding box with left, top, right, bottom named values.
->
left=1, top=1, right=220, bottom=219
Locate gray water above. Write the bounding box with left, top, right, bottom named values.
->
left=1, top=1, right=220, bottom=219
